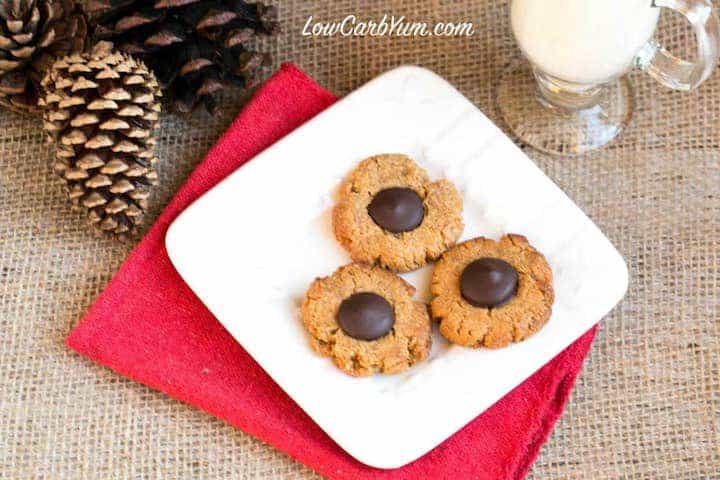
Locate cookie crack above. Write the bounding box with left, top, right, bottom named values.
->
left=404, top=337, right=417, bottom=367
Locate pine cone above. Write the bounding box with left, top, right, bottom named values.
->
left=0, top=0, right=88, bottom=114
left=88, top=0, right=279, bottom=115
left=40, top=42, right=162, bottom=240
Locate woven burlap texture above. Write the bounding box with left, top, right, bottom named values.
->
left=1, top=1, right=718, bottom=478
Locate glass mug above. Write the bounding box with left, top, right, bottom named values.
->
left=496, top=0, right=720, bottom=155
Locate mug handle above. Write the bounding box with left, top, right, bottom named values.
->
left=635, top=0, right=720, bottom=91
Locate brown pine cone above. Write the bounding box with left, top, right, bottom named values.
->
left=0, top=0, right=88, bottom=114
left=88, top=0, right=280, bottom=115
left=40, top=42, right=162, bottom=240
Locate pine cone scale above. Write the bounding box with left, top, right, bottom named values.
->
left=155, top=0, right=201, bottom=8
left=197, top=9, right=237, bottom=29
left=145, top=29, right=184, bottom=48
left=115, top=13, right=159, bottom=33
left=0, top=71, right=25, bottom=92
left=0, top=58, right=22, bottom=71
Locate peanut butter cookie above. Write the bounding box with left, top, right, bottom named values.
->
left=333, top=154, right=463, bottom=272
left=430, top=234, right=554, bottom=349
left=301, top=263, right=432, bottom=376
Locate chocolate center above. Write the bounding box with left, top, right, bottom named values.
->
left=337, top=292, right=395, bottom=341
left=460, top=258, right=518, bottom=308
left=367, top=187, right=425, bottom=233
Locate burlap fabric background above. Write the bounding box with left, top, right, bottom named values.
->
left=1, top=1, right=718, bottom=478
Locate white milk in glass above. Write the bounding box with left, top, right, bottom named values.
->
left=511, top=0, right=660, bottom=84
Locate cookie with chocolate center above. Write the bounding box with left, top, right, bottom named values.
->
left=333, top=154, right=464, bottom=272
left=301, top=263, right=432, bottom=376
left=430, top=235, right=554, bottom=349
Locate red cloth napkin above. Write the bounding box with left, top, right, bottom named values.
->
left=67, top=63, right=597, bottom=480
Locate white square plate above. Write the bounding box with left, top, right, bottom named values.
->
left=165, top=66, right=628, bottom=469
